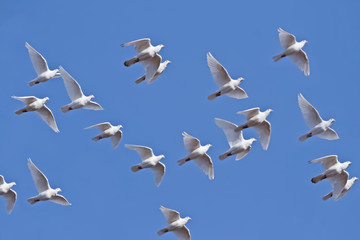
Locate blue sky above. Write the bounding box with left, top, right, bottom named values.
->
left=1, top=0, right=360, bottom=239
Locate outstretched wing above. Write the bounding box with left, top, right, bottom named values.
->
left=36, top=105, right=59, bottom=133
left=27, top=158, right=50, bottom=193
left=25, top=42, right=49, bottom=75
left=121, top=38, right=151, bottom=53
left=85, top=122, right=112, bottom=131
left=308, top=155, right=339, bottom=170
left=194, top=154, right=214, bottom=180
left=111, top=131, right=122, bottom=149
left=141, top=54, right=161, bottom=84
left=298, top=93, right=322, bottom=128
left=4, top=189, right=17, bottom=214
left=237, top=107, right=260, bottom=120
left=278, top=28, right=296, bottom=49
left=12, top=96, right=38, bottom=105
left=59, top=66, right=84, bottom=101
left=174, top=226, right=191, bottom=240
left=225, top=87, right=248, bottom=99
left=83, top=101, right=103, bottom=110
left=151, top=162, right=165, bottom=187
left=289, top=50, right=310, bottom=76
left=214, top=118, right=243, bottom=147
left=329, top=171, right=349, bottom=201
left=160, top=206, right=180, bottom=224
left=317, top=128, right=339, bottom=140
left=207, top=52, right=231, bottom=87
left=254, top=120, right=271, bottom=150
left=182, top=132, right=201, bottom=153
left=125, top=144, right=154, bottom=161
left=50, top=195, right=71, bottom=205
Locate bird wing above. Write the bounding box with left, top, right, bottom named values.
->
left=298, top=93, right=322, bottom=128
left=182, top=132, right=201, bottom=153
left=0, top=175, right=4, bottom=185
left=83, top=101, right=103, bottom=110
left=225, top=86, right=248, bottom=99
left=174, top=226, right=191, bottom=240
left=214, top=118, right=243, bottom=147
left=151, top=162, right=165, bottom=187
left=289, top=50, right=310, bottom=76
left=4, top=189, right=17, bottom=214
left=50, top=195, right=71, bottom=205
left=160, top=206, right=180, bottom=224
left=194, top=154, right=214, bottom=180
left=207, top=52, right=231, bottom=87
left=253, top=120, right=271, bottom=150
left=12, top=96, right=38, bottom=105
left=25, top=42, right=49, bottom=75
left=317, top=128, right=339, bottom=140
left=235, top=147, right=251, bottom=161
left=85, top=122, right=112, bottom=131
left=141, top=54, right=161, bottom=84
left=59, top=66, right=84, bottom=101
left=308, top=155, right=339, bottom=170
left=125, top=144, right=154, bottom=161
left=27, top=158, right=50, bottom=193
left=111, top=131, right=122, bottom=149
left=121, top=38, right=151, bottom=53
left=329, top=171, right=349, bottom=201
left=237, top=107, right=260, bottom=120
left=278, top=28, right=296, bottom=49
left=36, top=105, right=59, bottom=133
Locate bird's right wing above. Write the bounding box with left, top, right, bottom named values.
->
left=298, top=93, right=322, bottom=128
left=121, top=38, right=151, bottom=53
left=111, top=131, right=122, bottom=149
left=254, top=120, right=271, bottom=150
left=125, top=144, right=154, bottom=161
left=50, top=195, right=71, bottom=205
left=207, top=52, right=231, bottom=87
left=12, top=96, right=38, bottom=105
left=174, top=226, right=191, bottom=240
left=182, top=132, right=201, bottom=153
left=317, top=128, right=339, bottom=140
left=25, top=42, right=49, bottom=75
left=235, top=147, right=251, bottom=161
left=160, top=206, right=180, bottom=224
left=36, top=105, right=59, bottom=133
left=85, top=122, right=112, bottom=131
left=214, top=118, right=242, bottom=147
left=308, top=155, right=339, bottom=170
left=151, top=162, right=165, bottom=187
left=278, top=28, right=296, bottom=49
left=141, top=54, right=161, bottom=84
left=225, top=86, right=248, bottom=99
left=59, top=66, right=84, bottom=101
left=4, top=189, right=17, bottom=214
left=329, top=171, right=349, bottom=201
left=83, top=101, right=103, bottom=110
left=237, top=107, right=260, bottom=120
left=289, top=50, right=310, bottom=76
left=193, top=154, right=214, bottom=180
left=27, top=158, right=50, bottom=193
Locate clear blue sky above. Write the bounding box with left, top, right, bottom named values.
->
left=1, top=0, right=359, bottom=239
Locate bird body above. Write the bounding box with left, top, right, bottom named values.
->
left=323, top=177, right=358, bottom=201
left=135, top=60, right=171, bottom=84
left=0, top=175, right=16, bottom=214
left=157, top=206, right=191, bottom=240
left=273, top=28, right=309, bottom=76
left=207, top=52, right=247, bottom=100
left=12, top=96, right=59, bottom=132
left=85, top=122, right=123, bottom=148
left=25, top=42, right=61, bottom=86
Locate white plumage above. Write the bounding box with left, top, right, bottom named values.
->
left=157, top=206, right=191, bottom=240
left=85, top=122, right=123, bottom=148
left=0, top=175, right=16, bottom=214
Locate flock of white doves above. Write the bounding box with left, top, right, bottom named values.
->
left=0, top=28, right=356, bottom=240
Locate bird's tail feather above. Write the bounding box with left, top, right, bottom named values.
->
left=135, top=75, right=146, bottom=84
left=299, top=133, right=311, bottom=142
left=157, top=228, right=168, bottom=236
left=177, top=157, right=189, bottom=166
left=15, top=108, right=27, bottom=115
left=124, top=58, right=139, bottom=67
left=28, top=79, right=39, bottom=87
left=219, top=152, right=230, bottom=160
left=92, top=136, right=101, bottom=142
left=27, top=197, right=38, bottom=205
left=208, top=91, right=221, bottom=101
left=322, top=192, right=333, bottom=201
left=61, top=106, right=69, bottom=113
left=272, top=54, right=285, bottom=62
left=131, top=165, right=142, bottom=172
left=311, top=174, right=326, bottom=183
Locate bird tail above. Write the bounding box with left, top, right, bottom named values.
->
left=299, top=133, right=311, bottom=142
left=15, top=108, right=27, bottom=115
left=311, top=174, right=326, bottom=183
left=124, top=57, right=139, bottom=67
left=157, top=228, right=168, bottom=236
left=208, top=91, right=221, bottom=101
left=234, top=124, right=249, bottom=132
left=92, top=136, right=101, bottom=142
left=131, top=164, right=142, bottom=172
left=272, top=54, right=285, bottom=62
left=177, top=157, right=190, bottom=166
left=135, top=75, right=146, bottom=84
left=322, top=192, right=333, bottom=201
left=27, top=197, right=39, bottom=205
left=219, top=152, right=231, bottom=160
left=61, top=106, right=69, bottom=113
left=28, top=79, right=39, bottom=87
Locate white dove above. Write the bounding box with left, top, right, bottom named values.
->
left=85, top=122, right=123, bottom=148
left=27, top=158, right=71, bottom=205
left=0, top=175, right=17, bottom=214
left=234, top=108, right=273, bottom=150
left=59, top=66, right=103, bottom=113
left=25, top=42, right=61, bottom=86
left=157, top=206, right=191, bottom=240
left=121, top=38, right=164, bottom=67
left=177, top=132, right=214, bottom=180
left=215, top=118, right=256, bottom=160
left=12, top=96, right=59, bottom=133
left=135, top=59, right=171, bottom=84
left=207, top=52, right=247, bottom=101
left=309, top=155, right=352, bottom=199
left=298, top=93, right=338, bottom=141
left=273, top=28, right=310, bottom=76
left=323, top=175, right=358, bottom=201
left=125, top=144, right=165, bottom=187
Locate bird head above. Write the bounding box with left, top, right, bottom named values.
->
left=89, top=95, right=95, bottom=100
left=164, top=60, right=171, bottom=66
left=329, top=118, right=336, bottom=124
left=237, top=77, right=245, bottom=83
left=250, top=138, right=257, bottom=143
left=55, top=188, right=62, bottom=193
left=185, top=216, right=191, bottom=222
left=301, top=40, right=308, bottom=45
left=352, top=177, right=359, bottom=182
left=344, top=161, right=352, bottom=168
left=54, top=69, right=61, bottom=77
left=117, top=125, right=123, bottom=130
left=10, top=182, right=16, bottom=187
left=43, top=97, right=50, bottom=103
left=156, top=44, right=165, bottom=52
left=205, top=144, right=213, bottom=150
left=160, top=154, right=165, bottom=159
